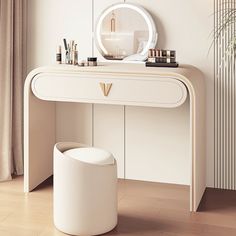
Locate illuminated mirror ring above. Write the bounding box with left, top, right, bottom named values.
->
left=95, top=3, right=158, bottom=61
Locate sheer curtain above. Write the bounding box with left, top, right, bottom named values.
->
left=0, top=0, right=26, bottom=181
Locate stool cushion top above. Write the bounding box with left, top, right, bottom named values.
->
left=63, top=147, right=115, bottom=165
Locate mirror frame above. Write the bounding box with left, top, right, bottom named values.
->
left=94, top=3, right=158, bottom=62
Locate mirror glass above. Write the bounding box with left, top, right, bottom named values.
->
left=95, top=3, right=157, bottom=61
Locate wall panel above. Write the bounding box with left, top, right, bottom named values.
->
left=214, top=0, right=236, bottom=189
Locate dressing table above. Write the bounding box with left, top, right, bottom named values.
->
left=24, top=63, right=205, bottom=212
left=24, top=2, right=205, bottom=212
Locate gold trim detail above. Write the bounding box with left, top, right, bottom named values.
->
left=99, top=83, right=112, bottom=96
left=99, top=83, right=105, bottom=95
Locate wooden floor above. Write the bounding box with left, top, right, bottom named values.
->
left=1, top=177, right=236, bottom=236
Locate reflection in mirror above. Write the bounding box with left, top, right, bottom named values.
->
left=95, top=3, right=157, bottom=62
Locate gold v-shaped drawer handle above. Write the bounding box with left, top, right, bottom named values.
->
left=99, top=83, right=112, bottom=96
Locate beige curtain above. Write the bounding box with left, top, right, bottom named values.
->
left=0, top=0, right=26, bottom=181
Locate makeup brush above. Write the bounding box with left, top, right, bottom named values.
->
left=63, top=38, right=68, bottom=51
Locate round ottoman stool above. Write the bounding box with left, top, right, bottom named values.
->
left=53, top=142, right=117, bottom=236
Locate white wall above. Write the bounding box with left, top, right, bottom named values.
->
left=27, top=0, right=214, bottom=186
left=27, top=0, right=93, bottom=69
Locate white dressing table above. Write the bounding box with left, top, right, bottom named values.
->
left=24, top=63, right=205, bottom=211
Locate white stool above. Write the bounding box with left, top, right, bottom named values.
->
left=53, top=142, right=117, bottom=236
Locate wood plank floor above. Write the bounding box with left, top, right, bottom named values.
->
left=1, top=176, right=236, bottom=236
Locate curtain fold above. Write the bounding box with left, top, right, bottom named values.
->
left=0, top=0, right=26, bottom=181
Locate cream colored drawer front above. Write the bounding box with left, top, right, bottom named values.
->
left=31, top=73, right=187, bottom=108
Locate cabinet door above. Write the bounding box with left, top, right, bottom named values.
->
left=125, top=103, right=190, bottom=185
left=93, top=104, right=125, bottom=178
left=56, top=102, right=93, bottom=146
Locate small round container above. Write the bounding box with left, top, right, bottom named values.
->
left=87, top=57, right=97, bottom=66
left=78, top=60, right=86, bottom=67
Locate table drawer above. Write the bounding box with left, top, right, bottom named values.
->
left=31, top=73, right=187, bottom=108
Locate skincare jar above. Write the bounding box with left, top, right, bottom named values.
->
left=87, top=57, right=97, bottom=66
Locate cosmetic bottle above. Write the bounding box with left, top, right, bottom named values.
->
left=68, top=41, right=74, bottom=64
left=72, top=44, right=78, bottom=65
left=56, top=46, right=62, bottom=64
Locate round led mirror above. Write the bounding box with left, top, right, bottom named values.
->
left=95, top=3, right=157, bottom=62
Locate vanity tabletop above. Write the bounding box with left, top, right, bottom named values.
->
left=29, top=62, right=201, bottom=78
